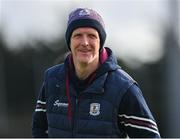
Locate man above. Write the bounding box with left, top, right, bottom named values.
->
left=32, top=8, right=160, bottom=138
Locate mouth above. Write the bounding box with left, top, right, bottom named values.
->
left=78, top=49, right=91, bottom=53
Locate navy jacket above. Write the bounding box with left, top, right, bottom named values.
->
left=32, top=47, right=160, bottom=138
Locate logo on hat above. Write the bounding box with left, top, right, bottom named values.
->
left=89, top=103, right=100, bottom=116
left=79, top=9, right=90, bottom=16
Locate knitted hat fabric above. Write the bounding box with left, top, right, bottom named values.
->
left=65, top=8, right=106, bottom=51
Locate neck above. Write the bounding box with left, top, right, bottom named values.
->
left=74, top=59, right=99, bottom=80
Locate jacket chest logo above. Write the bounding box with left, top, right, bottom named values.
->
left=89, top=103, right=100, bottom=116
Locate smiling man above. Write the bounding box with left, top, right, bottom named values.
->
left=32, top=8, right=160, bottom=138
left=70, top=27, right=100, bottom=80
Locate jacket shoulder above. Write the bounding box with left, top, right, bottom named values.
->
left=45, top=64, right=65, bottom=79
left=110, top=68, right=136, bottom=85
left=106, top=68, right=137, bottom=100
left=117, top=68, right=135, bottom=82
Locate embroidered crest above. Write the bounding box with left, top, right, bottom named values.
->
left=89, top=103, right=100, bottom=116
left=79, top=9, right=90, bottom=16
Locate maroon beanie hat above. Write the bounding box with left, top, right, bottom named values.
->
left=65, top=8, right=106, bottom=51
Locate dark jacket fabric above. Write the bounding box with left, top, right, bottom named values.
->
left=32, top=47, right=160, bottom=138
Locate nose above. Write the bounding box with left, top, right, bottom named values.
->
left=81, top=35, right=89, bottom=47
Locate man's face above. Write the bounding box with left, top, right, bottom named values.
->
left=70, top=27, right=100, bottom=66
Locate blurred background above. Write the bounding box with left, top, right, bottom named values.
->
left=0, top=0, right=179, bottom=137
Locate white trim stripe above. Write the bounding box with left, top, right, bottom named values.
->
left=122, top=122, right=160, bottom=136
left=119, top=114, right=157, bottom=126
left=35, top=108, right=46, bottom=112
left=37, top=100, right=46, bottom=105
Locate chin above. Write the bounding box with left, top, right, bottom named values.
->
left=79, top=60, right=90, bottom=64
left=78, top=56, right=91, bottom=62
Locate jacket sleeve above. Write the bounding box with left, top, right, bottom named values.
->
left=32, top=79, right=48, bottom=137
left=118, top=84, right=160, bottom=138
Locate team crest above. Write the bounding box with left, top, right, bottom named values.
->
left=79, top=9, right=90, bottom=16
left=89, top=103, right=100, bottom=116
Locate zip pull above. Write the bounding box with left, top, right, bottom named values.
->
left=76, top=99, right=78, bottom=105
